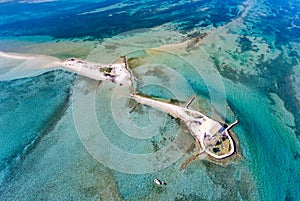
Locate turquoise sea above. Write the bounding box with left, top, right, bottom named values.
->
left=0, top=0, right=299, bottom=200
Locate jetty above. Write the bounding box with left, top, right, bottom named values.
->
left=131, top=94, right=237, bottom=159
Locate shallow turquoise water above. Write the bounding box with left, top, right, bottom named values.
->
left=224, top=80, right=300, bottom=200
left=0, top=70, right=75, bottom=183
left=0, top=0, right=299, bottom=200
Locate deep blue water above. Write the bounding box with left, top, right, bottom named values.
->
left=0, top=0, right=244, bottom=39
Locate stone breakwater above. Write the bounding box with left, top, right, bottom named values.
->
left=0, top=51, right=238, bottom=160
left=61, top=55, right=238, bottom=159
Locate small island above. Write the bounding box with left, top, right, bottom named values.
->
left=131, top=93, right=238, bottom=159
left=58, top=55, right=238, bottom=160
left=57, top=56, right=132, bottom=86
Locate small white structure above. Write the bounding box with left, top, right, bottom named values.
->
left=59, top=56, right=132, bottom=86
left=154, top=178, right=167, bottom=186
